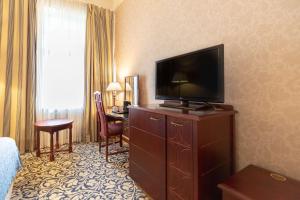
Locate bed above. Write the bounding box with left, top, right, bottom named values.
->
left=0, top=137, right=22, bottom=200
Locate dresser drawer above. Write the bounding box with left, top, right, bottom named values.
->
left=167, top=165, right=193, bottom=200
left=130, top=161, right=164, bottom=200
left=167, top=141, right=193, bottom=174
left=130, top=143, right=164, bottom=179
left=167, top=117, right=193, bottom=147
left=129, top=109, right=165, bottom=138
left=130, top=127, right=165, bottom=160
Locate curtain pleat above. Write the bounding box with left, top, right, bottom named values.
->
left=0, top=0, right=36, bottom=154
left=84, top=5, right=114, bottom=142
left=0, top=0, right=3, bottom=50
left=25, top=0, right=37, bottom=152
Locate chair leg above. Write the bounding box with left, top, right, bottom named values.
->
left=120, top=135, right=123, bottom=147
left=106, top=137, right=109, bottom=162
left=99, top=135, right=102, bottom=153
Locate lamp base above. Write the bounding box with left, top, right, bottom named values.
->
left=112, top=93, right=117, bottom=107
left=112, top=106, right=119, bottom=113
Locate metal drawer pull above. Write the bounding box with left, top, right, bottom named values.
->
left=270, top=173, right=287, bottom=182
left=171, top=121, right=184, bottom=127
left=149, top=117, right=160, bottom=121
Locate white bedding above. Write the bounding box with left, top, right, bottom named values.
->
left=5, top=182, right=13, bottom=200
left=0, top=137, right=21, bottom=200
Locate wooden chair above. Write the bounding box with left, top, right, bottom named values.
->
left=94, top=91, right=128, bottom=162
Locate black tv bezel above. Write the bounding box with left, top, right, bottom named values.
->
left=155, top=44, right=224, bottom=103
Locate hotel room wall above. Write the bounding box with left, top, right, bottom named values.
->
left=115, top=0, right=300, bottom=179
left=78, top=0, right=123, bottom=10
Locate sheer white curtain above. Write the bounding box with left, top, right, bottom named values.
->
left=36, top=0, right=87, bottom=147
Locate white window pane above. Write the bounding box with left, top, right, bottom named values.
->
left=37, top=0, right=87, bottom=111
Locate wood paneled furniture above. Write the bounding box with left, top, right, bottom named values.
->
left=94, top=92, right=128, bottom=162
left=35, top=119, right=73, bottom=161
left=129, top=104, right=235, bottom=200
left=218, top=165, right=300, bottom=200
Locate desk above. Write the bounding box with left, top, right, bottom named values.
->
left=105, top=109, right=128, bottom=121
left=105, top=109, right=129, bottom=140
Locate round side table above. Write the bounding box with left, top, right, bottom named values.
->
left=34, top=119, right=73, bottom=161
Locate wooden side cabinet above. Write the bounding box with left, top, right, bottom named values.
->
left=218, top=165, right=300, bottom=200
left=129, top=105, right=235, bottom=200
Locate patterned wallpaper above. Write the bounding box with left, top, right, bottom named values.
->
left=115, top=0, right=300, bottom=179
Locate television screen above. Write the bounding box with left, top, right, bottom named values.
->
left=155, top=44, right=224, bottom=103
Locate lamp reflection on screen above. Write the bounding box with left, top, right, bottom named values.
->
left=172, top=72, right=189, bottom=83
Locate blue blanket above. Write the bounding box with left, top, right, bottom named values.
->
left=0, top=137, right=21, bottom=200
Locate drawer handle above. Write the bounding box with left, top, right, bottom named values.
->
left=270, top=173, right=287, bottom=182
left=149, top=117, right=160, bottom=121
left=171, top=121, right=184, bottom=127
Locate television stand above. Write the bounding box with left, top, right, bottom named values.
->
left=159, top=101, right=217, bottom=111
left=128, top=104, right=235, bottom=199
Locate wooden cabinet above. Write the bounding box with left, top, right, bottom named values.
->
left=218, top=165, right=300, bottom=200
left=129, top=105, right=235, bottom=200
left=129, top=109, right=166, bottom=200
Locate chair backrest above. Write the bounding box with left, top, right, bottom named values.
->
left=94, top=91, right=108, bottom=137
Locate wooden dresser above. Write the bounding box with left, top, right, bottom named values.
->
left=129, top=104, right=235, bottom=200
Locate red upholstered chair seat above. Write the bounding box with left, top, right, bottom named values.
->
left=108, top=122, right=123, bottom=136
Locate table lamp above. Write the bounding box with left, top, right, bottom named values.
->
left=106, top=82, right=122, bottom=107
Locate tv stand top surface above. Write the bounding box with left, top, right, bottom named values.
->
left=159, top=102, right=219, bottom=111
left=128, top=104, right=235, bottom=121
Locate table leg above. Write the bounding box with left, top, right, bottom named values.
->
left=34, top=126, right=37, bottom=150
left=36, top=130, right=40, bottom=157
left=56, top=131, right=59, bottom=149
left=69, top=127, right=73, bottom=153
left=50, top=132, right=54, bottom=161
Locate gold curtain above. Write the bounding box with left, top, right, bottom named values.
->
left=83, top=5, right=114, bottom=142
left=0, top=0, right=36, bottom=154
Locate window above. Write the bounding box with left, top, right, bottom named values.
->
left=36, top=0, right=87, bottom=111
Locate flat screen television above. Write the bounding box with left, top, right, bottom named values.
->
left=155, top=44, right=224, bottom=104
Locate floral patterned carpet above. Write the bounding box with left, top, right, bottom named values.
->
left=11, top=143, right=150, bottom=200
